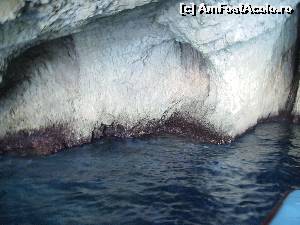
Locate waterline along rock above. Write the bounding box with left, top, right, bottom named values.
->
left=0, top=0, right=299, bottom=154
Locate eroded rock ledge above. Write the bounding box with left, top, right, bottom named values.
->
left=0, top=0, right=299, bottom=154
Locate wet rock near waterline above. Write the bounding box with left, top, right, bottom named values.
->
left=0, top=125, right=79, bottom=155
left=0, top=113, right=232, bottom=155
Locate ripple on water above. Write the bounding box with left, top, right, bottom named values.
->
left=1, top=122, right=300, bottom=225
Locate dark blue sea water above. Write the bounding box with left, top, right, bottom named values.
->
left=1, top=122, right=300, bottom=225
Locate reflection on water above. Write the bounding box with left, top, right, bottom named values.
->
left=1, top=122, right=300, bottom=225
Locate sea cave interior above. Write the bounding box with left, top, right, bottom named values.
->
left=1, top=1, right=300, bottom=225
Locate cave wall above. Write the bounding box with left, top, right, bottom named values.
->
left=0, top=0, right=299, bottom=153
left=0, top=0, right=159, bottom=83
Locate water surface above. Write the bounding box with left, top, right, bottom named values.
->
left=1, top=122, right=300, bottom=225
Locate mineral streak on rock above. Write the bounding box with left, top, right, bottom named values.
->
left=0, top=0, right=299, bottom=154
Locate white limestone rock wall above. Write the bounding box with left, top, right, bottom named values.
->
left=158, top=0, right=299, bottom=136
left=0, top=0, right=299, bottom=152
left=0, top=5, right=212, bottom=144
left=0, top=0, right=158, bottom=84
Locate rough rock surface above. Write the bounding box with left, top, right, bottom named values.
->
left=0, top=0, right=158, bottom=83
left=0, top=0, right=299, bottom=154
